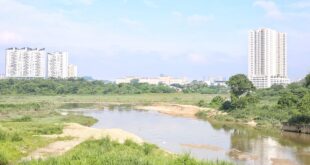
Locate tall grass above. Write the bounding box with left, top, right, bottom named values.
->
left=21, top=138, right=233, bottom=165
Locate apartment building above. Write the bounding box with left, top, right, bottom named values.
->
left=47, top=52, right=69, bottom=78
left=5, top=48, right=46, bottom=78
left=248, top=28, right=290, bottom=88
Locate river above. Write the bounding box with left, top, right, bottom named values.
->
left=82, top=107, right=310, bottom=165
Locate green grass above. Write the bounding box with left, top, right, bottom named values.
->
left=0, top=94, right=227, bottom=106
left=0, top=103, right=97, bottom=164
left=21, top=138, right=232, bottom=165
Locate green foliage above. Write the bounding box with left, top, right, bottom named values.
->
left=209, top=96, right=225, bottom=108
left=21, top=138, right=232, bottom=165
left=181, top=81, right=229, bottom=94
left=197, top=100, right=208, bottom=107
left=221, top=101, right=232, bottom=111
left=299, top=93, right=310, bottom=115
left=11, top=133, right=23, bottom=142
left=277, top=92, right=298, bottom=108
left=226, top=74, right=255, bottom=97
left=288, top=115, right=310, bottom=124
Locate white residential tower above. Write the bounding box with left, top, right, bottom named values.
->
left=248, top=28, right=290, bottom=88
left=47, top=52, right=69, bottom=78
left=5, top=48, right=46, bottom=78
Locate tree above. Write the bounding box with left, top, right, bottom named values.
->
left=304, top=73, right=310, bottom=88
left=277, top=92, right=298, bottom=108
left=226, top=74, right=255, bottom=97
left=299, top=93, right=310, bottom=115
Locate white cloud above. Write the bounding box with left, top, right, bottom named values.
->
left=254, top=0, right=283, bottom=19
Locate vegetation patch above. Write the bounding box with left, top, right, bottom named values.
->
left=21, top=138, right=232, bottom=165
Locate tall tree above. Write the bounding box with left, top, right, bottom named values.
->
left=227, top=74, right=255, bottom=97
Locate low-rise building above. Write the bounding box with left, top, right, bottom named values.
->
left=115, top=75, right=188, bottom=85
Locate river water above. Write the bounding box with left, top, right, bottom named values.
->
left=83, top=108, right=310, bottom=165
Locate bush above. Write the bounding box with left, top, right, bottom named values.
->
left=221, top=101, right=232, bottom=110
left=209, top=96, right=224, bottom=108
left=288, top=115, right=310, bottom=124
left=197, top=100, right=208, bottom=107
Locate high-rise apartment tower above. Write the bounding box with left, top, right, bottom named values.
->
left=5, top=48, right=46, bottom=78
left=248, top=28, right=290, bottom=88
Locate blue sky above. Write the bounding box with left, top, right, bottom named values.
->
left=0, top=0, right=309, bottom=80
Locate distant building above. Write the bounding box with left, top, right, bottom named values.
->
left=248, top=28, right=290, bottom=88
left=5, top=48, right=46, bottom=78
left=47, top=52, right=69, bottom=78
left=204, top=77, right=227, bottom=87
left=116, top=75, right=188, bottom=85
left=68, top=64, right=78, bottom=78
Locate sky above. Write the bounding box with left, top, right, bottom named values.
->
left=0, top=0, right=309, bottom=81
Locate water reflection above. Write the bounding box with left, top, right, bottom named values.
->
left=208, top=121, right=310, bottom=165
left=83, top=107, right=310, bottom=165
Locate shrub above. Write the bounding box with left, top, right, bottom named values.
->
left=197, top=100, right=208, bottom=107
left=209, top=96, right=224, bottom=108
left=221, top=101, right=232, bottom=110
left=288, top=115, right=310, bottom=124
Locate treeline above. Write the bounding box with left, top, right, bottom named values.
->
left=0, top=79, right=176, bottom=95
left=0, top=78, right=228, bottom=95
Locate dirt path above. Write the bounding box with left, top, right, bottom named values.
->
left=135, top=103, right=225, bottom=118
left=23, top=123, right=143, bottom=160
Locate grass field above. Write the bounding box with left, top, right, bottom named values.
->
left=21, top=138, right=232, bottom=165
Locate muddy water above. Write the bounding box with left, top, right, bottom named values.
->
left=83, top=108, right=310, bottom=165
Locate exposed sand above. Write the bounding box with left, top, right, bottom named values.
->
left=24, top=123, right=143, bottom=160
left=135, top=103, right=227, bottom=118
left=180, top=144, right=224, bottom=152
left=135, top=103, right=222, bottom=118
